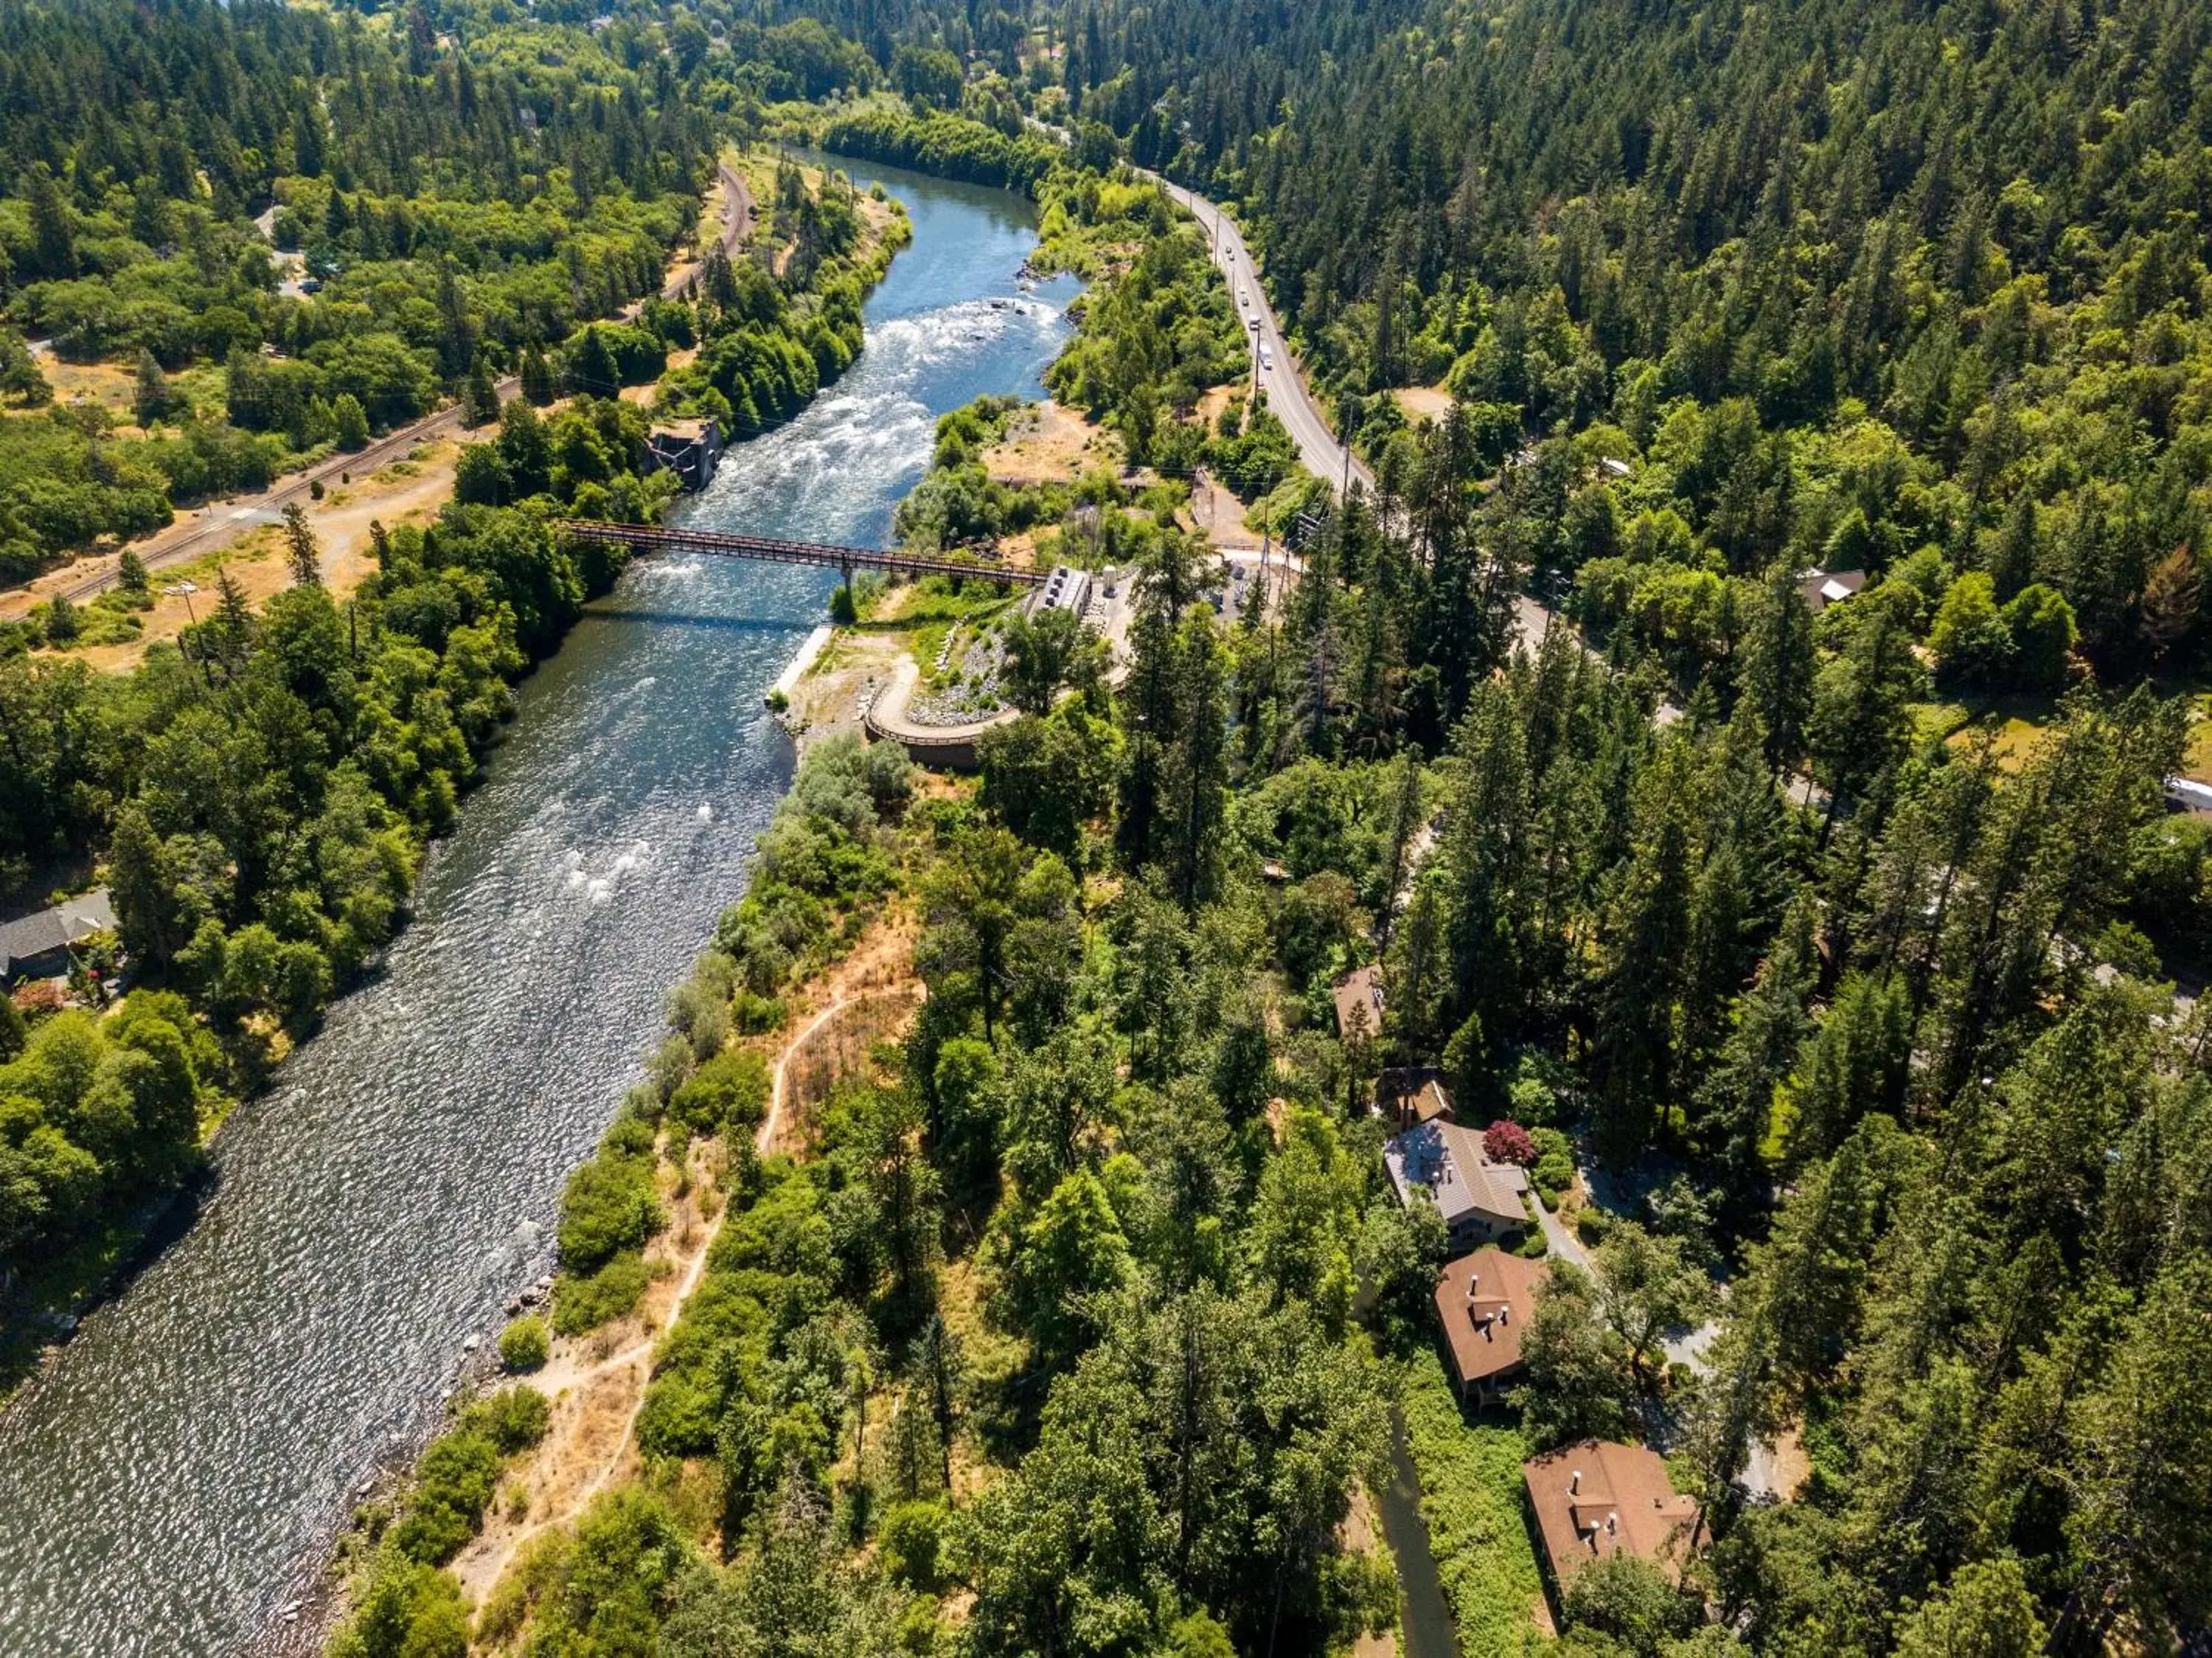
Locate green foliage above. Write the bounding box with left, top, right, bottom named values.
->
left=1397, top=1352, right=1545, bottom=1658
left=555, top=1139, right=661, bottom=1275
left=498, top=1314, right=549, bottom=1373
left=1562, top=1555, right=1703, bottom=1658
left=391, top=1387, right=548, bottom=1566
left=327, top=1549, right=468, bottom=1658
left=815, top=107, right=1062, bottom=190
left=0, top=0, right=711, bottom=577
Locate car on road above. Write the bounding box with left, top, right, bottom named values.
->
left=1247, top=316, right=1260, bottom=332
left=1259, top=344, right=1274, bottom=371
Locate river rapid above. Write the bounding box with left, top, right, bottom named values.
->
left=0, top=162, right=1077, bottom=1657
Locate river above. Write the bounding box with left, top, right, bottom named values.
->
left=0, top=162, right=1077, bottom=1658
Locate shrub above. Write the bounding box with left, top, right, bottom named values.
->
left=879, top=1499, right=948, bottom=1592
left=391, top=1387, right=549, bottom=1564
left=555, top=1142, right=661, bottom=1273
left=477, top=1384, right=551, bottom=1454
left=1483, top=1120, right=1537, bottom=1165
left=551, top=1251, right=651, bottom=1334
left=498, top=1314, right=549, bottom=1373
left=1397, top=1353, right=1544, bottom=1658
left=669, top=1046, right=771, bottom=1134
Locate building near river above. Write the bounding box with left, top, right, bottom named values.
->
left=1434, top=1246, right=1544, bottom=1405
left=1523, top=1439, right=1700, bottom=1589
left=1384, top=1117, right=1531, bottom=1252
left=646, top=417, right=722, bottom=490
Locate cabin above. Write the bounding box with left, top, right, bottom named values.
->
left=1795, top=566, right=1867, bottom=614
left=1384, top=1118, right=1531, bottom=1253
left=1332, top=965, right=1384, bottom=1044
left=1375, top=1067, right=1454, bottom=1133
left=0, top=888, right=116, bottom=981
left=1434, top=1246, right=1545, bottom=1405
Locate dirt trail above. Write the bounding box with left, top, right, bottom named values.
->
left=447, top=925, right=919, bottom=1609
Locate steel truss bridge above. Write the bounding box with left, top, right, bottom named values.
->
left=554, top=520, right=1044, bottom=586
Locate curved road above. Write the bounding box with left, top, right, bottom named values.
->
left=1149, top=174, right=1580, bottom=657
left=1154, top=180, right=1371, bottom=496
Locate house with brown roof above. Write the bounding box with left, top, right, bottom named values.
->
left=1523, top=1440, right=1700, bottom=1590
left=1332, top=964, right=1384, bottom=1043
left=1384, top=1118, right=1531, bottom=1252
left=1434, top=1246, right=1545, bottom=1404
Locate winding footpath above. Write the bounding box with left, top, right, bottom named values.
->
left=451, top=981, right=902, bottom=1603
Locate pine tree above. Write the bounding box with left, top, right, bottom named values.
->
left=1161, top=614, right=1229, bottom=914
left=519, top=341, right=555, bottom=406
left=463, top=358, right=500, bottom=427
left=1590, top=743, right=1698, bottom=1159
left=1739, top=559, right=1815, bottom=771
left=133, top=349, right=171, bottom=428
left=1697, top=894, right=1818, bottom=1194
left=282, top=502, right=321, bottom=586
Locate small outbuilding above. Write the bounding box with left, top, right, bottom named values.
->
left=646, top=417, right=723, bottom=490
left=1795, top=567, right=1867, bottom=614
left=1332, top=964, right=1384, bottom=1043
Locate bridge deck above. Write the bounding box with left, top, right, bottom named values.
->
left=554, top=520, right=1043, bottom=586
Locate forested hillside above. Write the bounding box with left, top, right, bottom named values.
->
left=1, top=103, right=904, bottom=1352
left=312, top=109, right=2212, bottom=1658
left=0, top=0, right=708, bottom=582
left=1040, top=0, right=2212, bottom=686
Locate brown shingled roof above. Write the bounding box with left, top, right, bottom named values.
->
left=1433, top=1247, right=1545, bottom=1393
left=1523, top=1440, right=1700, bottom=1586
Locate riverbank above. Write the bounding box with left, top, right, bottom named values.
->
left=0, top=151, right=911, bottom=1405
left=0, top=155, right=1074, bottom=1657
left=446, top=911, right=923, bottom=1608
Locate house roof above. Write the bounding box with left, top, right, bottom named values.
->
left=1385, top=1119, right=1530, bottom=1231
left=1795, top=567, right=1867, bottom=612
left=1332, top=964, right=1384, bottom=1040
left=1523, top=1440, right=1699, bottom=1585
left=1435, top=1246, right=1545, bottom=1388
left=0, top=887, right=116, bottom=974
left=1406, top=1078, right=1453, bottom=1126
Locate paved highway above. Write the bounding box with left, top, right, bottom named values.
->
left=1152, top=180, right=1371, bottom=495
left=1147, top=176, right=1592, bottom=661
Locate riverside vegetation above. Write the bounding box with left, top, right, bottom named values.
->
left=3, top=0, right=2208, bottom=1651
left=333, top=27, right=2212, bottom=1653
left=0, top=37, right=908, bottom=1356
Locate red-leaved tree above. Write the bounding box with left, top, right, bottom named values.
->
left=1483, top=1120, right=1537, bottom=1165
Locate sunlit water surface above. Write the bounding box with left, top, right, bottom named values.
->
left=0, top=161, right=1074, bottom=1657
